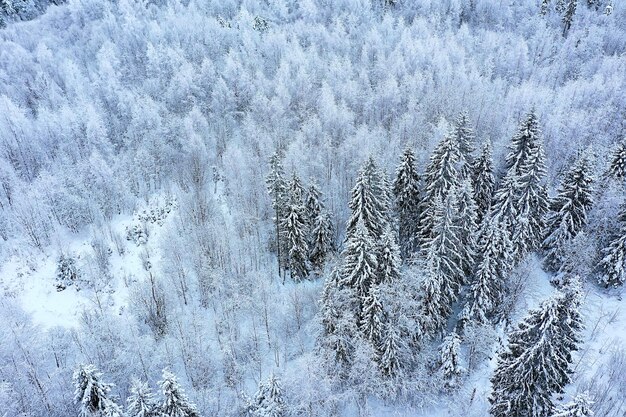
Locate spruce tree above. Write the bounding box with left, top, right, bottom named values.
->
left=159, top=370, right=199, bottom=417
left=319, top=268, right=358, bottom=366
left=455, top=180, right=478, bottom=277
left=514, top=139, right=549, bottom=258
left=419, top=133, right=461, bottom=241
left=489, top=288, right=583, bottom=417
left=341, top=219, right=378, bottom=307
left=378, top=319, right=405, bottom=378
left=377, top=227, right=402, bottom=284
left=249, top=374, right=286, bottom=417
left=439, top=331, right=464, bottom=390
left=552, top=393, right=594, bottom=417
left=393, top=146, right=421, bottom=257
left=452, top=111, right=476, bottom=178
left=598, top=205, right=626, bottom=288
left=266, top=151, right=288, bottom=276
left=462, top=214, right=513, bottom=325
left=505, top=110, right=542, bottom=177
left=126, top=379, right=159, bottom=417
left=472, top=141, right=495, bottom=224
left=420, top=194, right=464, bottom=335
left=309, top=210, right=335, bottom=274
left=73, top=364, right=122, bottom=417
left=359, top=284, right=385, bottom=346
left=346, top=157, right=389, bottom=241
left=304, top=180, right=323, bottom=228
left=608, top=140, right=626, bottom=180
left=543, top=154, right=594, bottom=271
left=562, top=0, right=577, bottom=35
left=282, top=174, right=310, bottom=281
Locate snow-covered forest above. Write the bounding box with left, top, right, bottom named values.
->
left=0, top=0, right=625, bottom=416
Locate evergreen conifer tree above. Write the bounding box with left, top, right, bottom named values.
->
left=341, top=219, right=378, bottom=308
left=346, top=157, right=389, bottom=241
left=452, top=111, right=476, bottom=178
left=455, top=180, right=478, bottom=276
left=359, top=284, right=385, bottom=346
left=126, top=379, right=159, bottom=417
left=505, top=110, right=542, bottom=177
left=439, top=331, right=464, bottom=389
left=419, top=133, right=461, bottom=241
left=598, top=205, right=626, bottom=288
left=378, top=319, right=405, bottom=378
left=393, top=146, right=421, bottom=257
left=543, top=154, right=594, bottom=271
left=282, top=173, right=310, bottom=281
left=376, top=227, right=402, bottom=284
left=266, top=151, right=288, bottom=276
left=489, top=288, right=583, bottom=417
left=249, top=374, right=286, bottom=417
left=309, top=210, right=335, bottom=274
left=552, top=393, right=594, bottom=417
left=73, top=364, right=122, bottom=417
left=159, top=370, right=199, bottom=417
left=472, top=141, right=495, bottom=224
left=608, top=140, right=626, bottom=180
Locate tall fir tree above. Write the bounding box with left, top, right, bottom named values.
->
left=346, top=157, right=390, bottom=241
left=359, top=284, right=385, bottom=347
left=562, top=0, right=577, bottom=35
left=472, top=141, right=495, bottom=224
left=282, top=173, right=310, bottom=281
left=452, top=111, right=476, bottom=178
left=126, top=379, right=159, bottom=417
left=341, top=219, right=378, bottom=311
left=419, top=133, right=461, bottom=242
left=439, top=331, right=465, bottom=389
left=309, top=210, right=335, bottom=274
left=513, top=138, right=549, bottom=258
left=543, top=154, right=594, bottom=271
left=319, top=268, right=359, bottom=366
left=378, top=319, right=405, bottom=378
left=248, top=374, right=286, bottom=417
left=376, top=227, right=402, bottom=284
left=393, top=146, right=421, bottom=257
left=159, top=370, right=199, bottom=417
left=490, top=171, right=519, bottom=241
left=552, top=393, right=594, bottom=417
left=73, top=364, right=122, bottom=417
left=455, top=179, right=479, bottom=277
left=462, top=213, right=513, bottom=324
left=266, top=150, right=288, bottom=276
left=420, top=193, right=464, bottom=336
left=489, top=287, right=583, bottom=417
left=598, top=204, right=626, bottom=288
left=304, top=180, right=323, bottom=228
left=608, top=140, right=626, bottom=180
left=505, top=110, right=542, bottom=177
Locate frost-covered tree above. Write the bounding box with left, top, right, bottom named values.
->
left=505, top=110, right=542, bottom=177
left=462, top=213, right=513, bottom=324
left=126, top=379, right=159, bottom=417
left=319, top=268, right=359, bottom=366
left=248, top=374, right=286, bottom=417
left=598, top=205, right=626, bottom=288
left=543, top=154, right=594, bottom=271
left=309, top=210, right=335, bottom=274
left=420, top=194, right=464, bottom=335
left=490, top=172, right=519, bottom=240
left=452, top=111, right=476, bottom=178
left=282, top=174, right=310, bottom=281
left=489, top=287, right=583, bottom=417
left=304, top=180, right=323, bottom=227
left=439, top=331, right=464, bottom=389
left=73, top=364, right=122, bottom=417
left=55, top=253, right=80, bottom=291
left=359, top=284, right=385, bottom=346
left=377, top=227, right=402, bottom=284
left=393, top=146, right=421, bottom=257
left=455, top=179, right=478, bottom=276
left=159, top=370, right=199, bottom=417
left=514, top=138, right=549, bottom=258
left=346, top=157, right=390, bottom=241
left=341, top=219, right=378, bottom=306
left=378, top=319, right=405, bottom=378
left=266, top=150, right=288, bottom=276
left=472, top=141, right=495, bottom=224
left=552, top=393, right=594, bottom=417
left=608, top=140, right=626, bottom=180
left=562, top=0, right=577, bottom=35
left=419, top=133, right=461, bottom=241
